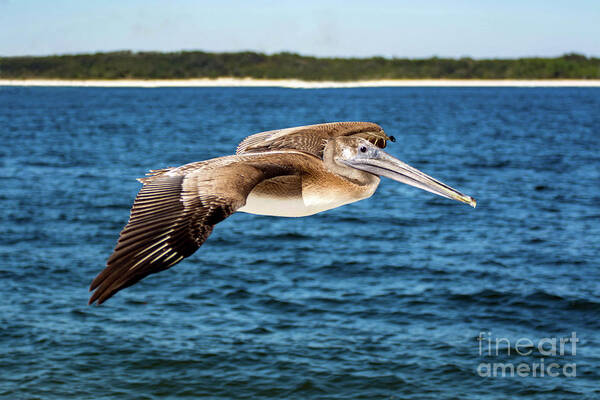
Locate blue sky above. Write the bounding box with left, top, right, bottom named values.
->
left=1, top=0, right=599, bottom=58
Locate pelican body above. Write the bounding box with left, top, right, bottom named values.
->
left=89, top=122, right=475, bottom=304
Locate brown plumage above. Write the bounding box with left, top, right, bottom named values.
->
left=89, top=122, right=474, bottom=305
left=236, top=121, right=394, bottom=156
left=89, top=151, right=319, bottom=304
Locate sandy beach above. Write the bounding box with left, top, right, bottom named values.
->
left=2, top=78, right=600, bottom=88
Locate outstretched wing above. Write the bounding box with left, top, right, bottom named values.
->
left=236, top=121, right=394, bottom=158
left=89, top=155, right=298, bottom=304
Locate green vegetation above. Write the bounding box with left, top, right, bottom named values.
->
left=1, top=51, right=599, bottom=80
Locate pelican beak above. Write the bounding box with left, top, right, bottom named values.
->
left=346, top=149, right=477, bottom=208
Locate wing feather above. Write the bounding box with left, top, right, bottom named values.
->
left=236, top=121, right=392, bottom=158
left=89, top=175, right=205, bottom=304
left=89, top=154, right=304, bottom=304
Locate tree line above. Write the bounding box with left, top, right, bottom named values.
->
left=1, top=51, right=599, bottom=80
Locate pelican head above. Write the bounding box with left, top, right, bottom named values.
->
left=329, top=137, right=476, bottom=207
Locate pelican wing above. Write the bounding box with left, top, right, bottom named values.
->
left=236, top=121, right=392, bottom=158
left=89, top=153, right=302, bottom=304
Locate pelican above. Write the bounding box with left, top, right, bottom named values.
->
left=89, top=122, right=475, bottom=304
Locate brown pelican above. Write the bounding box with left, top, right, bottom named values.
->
left=89, top=122, right=475, bottom=304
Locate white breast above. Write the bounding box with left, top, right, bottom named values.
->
left=238, top=184, right=376, bottom=218
left=238, top=193, right=317, bottom=217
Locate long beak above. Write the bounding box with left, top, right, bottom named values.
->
left=346, top=150, right=477, bottom=207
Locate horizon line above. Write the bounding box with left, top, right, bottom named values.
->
left=2, top=49, right=598, bottom=61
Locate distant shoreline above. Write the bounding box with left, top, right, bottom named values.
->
left=2, top=78, right=600, bottom=88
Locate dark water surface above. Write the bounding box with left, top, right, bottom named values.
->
left=1, top=86, right=599, bottom=399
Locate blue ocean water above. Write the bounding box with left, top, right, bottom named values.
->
left=0, top=86, right=599, bottom=399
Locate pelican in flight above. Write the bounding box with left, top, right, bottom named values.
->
left=89, top=122, right=475, bottom=304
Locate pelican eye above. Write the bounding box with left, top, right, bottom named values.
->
left=359, top=146, right=367, bottom=153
